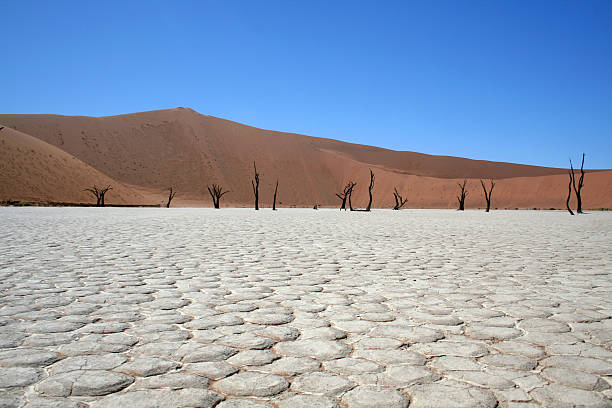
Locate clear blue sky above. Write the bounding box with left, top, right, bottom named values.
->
left=2, top=1, right=611, bottom=169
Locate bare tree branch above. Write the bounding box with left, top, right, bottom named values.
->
left=566, top=170, right=575, bottom=215
left=84, top=185, right=111, bottom=206
left=166, top=187, right=177, bottom=208
left=570, top=153, right=585, bottom=214
left=392, top=187, right=408, bottom=210
left=252, top=162, right=260, bottom=210
left=365, top=169, right=375, bottom=212
left=347, top=181, right=357, bottom=211
left=457, top=179, right=468, bottom=211
left=207, top=184, right=229, bottom=209
left=336, top=182, right=356, bottom=210
left=351, top=170, right=375, bottom=212
left=480, top=179, right=495, bottom=212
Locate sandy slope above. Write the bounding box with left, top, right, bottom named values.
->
left=0, top=126, right=146, bottom=205
left=1, top=108, right=610, bottom=208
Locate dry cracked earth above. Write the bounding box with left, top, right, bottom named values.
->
left=1, top=207, right=611, bottom=408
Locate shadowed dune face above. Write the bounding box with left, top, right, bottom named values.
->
left=0, top=126, right=146, bottom=205
left=1, top=108, right=610, bottom=208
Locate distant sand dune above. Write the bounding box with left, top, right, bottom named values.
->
left=0, top=126, right=146, bottom=205
left=1, top=108, right=610, bottom=208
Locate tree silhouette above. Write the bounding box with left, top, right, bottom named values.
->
left=272, top=180, right=278, bottom=211
left=480, top=179, right=495, bottom=212
left=351, top=169, right=375, bottom=212
left=365, top=169, right=375, bottom=211
left=336, top=181, right=356, bottom=211
left=570, top=153, right=585, bottom=214
left=251, top=162, right=260, bottom=210
left=166, top=188, right=177, bottom=208
left=457, top=180, right=468, bottom=211
left=207, top=184, right=229, bottom=209
left=392, top=187, right=408, bottom=210
left=566, top=170, right=575, bottom=215
left=84, top=185, right=112, bottom=207
left=348, top=182, right=356, bottom=211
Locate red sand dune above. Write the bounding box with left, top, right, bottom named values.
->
left=1, top=108, right=610, bottom=209
left=0, top=126, right=146, bottom=205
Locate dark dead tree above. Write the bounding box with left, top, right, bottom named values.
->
left=570, top=153, right=585, bottom=214
left=99, top=186, right=111, bottom=207
left=392, top=187, right=408, bottom=210
left=84, top=186, right=101, bottom=206
left=272, top=180, right=278, bottom=211
left=207, top=184, right=229, bottom=209
left=566, top=170, right=575, bottom=215
left=457, top=179, right=468, bottom=211
left=251, top=162, right=260, bottom=210
left=336, top=181, right=355, bottom=211
left=480, top=179, right=495, bottom=212
left=166, top=188, right=177, bottom=208
left=347, top=182, right=357, bottom=211
left=84, top=185, right=112, bottom=207
left=365, top=169, right=375, bottom=211
left=351, top=170, right=375, bottom=212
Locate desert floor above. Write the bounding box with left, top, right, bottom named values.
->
left=1, top=208, right=611, bottom=408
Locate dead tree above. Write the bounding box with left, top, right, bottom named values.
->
left=570, top=153, right=585, bottom=214
left=272, top=180, right=278, bottom=211
left=480, top=179, right=495, bottom=212
left=166, top=188, right=177, bottom=208
left=365, top=169, right=375, bottom=211
left=84, top=185, right=112, bottom=207
left=457, top=179, right=468, bottom=211
left=336, top=181, right=356, bottom=210
left=566, top=171, right=575, bottom=215
left=351, top=170, right=375, bottom=212
left=207, top=184, right=229, bottom=209
left=392, top=187, right=408, bottom=210
left=348, top=182, right=357, bottom=211
left=251, top=162, right=260, bottom=210
left=99, top=186, right=111, bottom=206
left=85, top=186, right=102, bottom=206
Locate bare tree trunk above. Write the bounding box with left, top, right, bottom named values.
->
left=570, top=154, right=585, bottom=214
left=566, top=171, right=575, bottom=215
left=272, top=180, right=278, bottom=210
left=365, top=169, right=374, bottom=211
left=207, top=184, right=229, bottom=209
left=348, top=183, right=355, bottom=211
left=85, top=187, right=100, bottom=206
left=251, top=162, right=260, bottom=210
left=99, top=186, right=111, bottom=207
left=166, top=188, right=177, bottom=208
left=336, top=181, right=356, bottom=210
left=480, top=179, right=495, bottom=212
left=392, top=187, right=408, bottom=210
left=457, top=179, right=468, bottom=211
left=85, top=185, right=111, bottom=207
left=336, top=194, right=347, bottom=210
